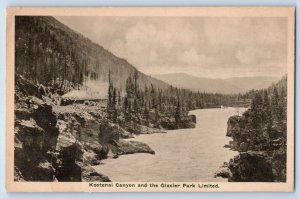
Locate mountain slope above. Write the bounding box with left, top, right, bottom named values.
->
left=152, top=73, right=281, bottom=94
left=15, top=16, right=169, bottom=94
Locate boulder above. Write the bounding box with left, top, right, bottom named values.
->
left=15, top=108, right=33, bottom=120
left=226, top=115, right=241, bottom=137
left=215, top=166, right=231, bottom=178
left=15, top=118, right=45, bottom=149
left=228, top=151, right=274, bottom=182
left=82, top=166, right=111, bottom=182
left=25, top=96, right=44, bottom=107
left=35, top=161, right=56, bottom=181
left=33, top=103, right=57, bottom=129
left=137, top=124, right=166, bottom=134
left=55, top=133, right=83, bottom=181
left=117, top=140, right=155, bottom=155
left=188, top=114, right=196, bottom=123
left=215, top=162, right=231, bottom=178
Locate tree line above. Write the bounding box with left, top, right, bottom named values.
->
left=107, top=70, right=252, bottom=130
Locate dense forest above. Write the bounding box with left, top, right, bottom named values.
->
left=106, top=69, right=253, bottom=130
left=239, top=76, right=287, bottom=151
left=224, top=76, right=287, bottom=182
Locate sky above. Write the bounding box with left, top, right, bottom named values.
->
left=55, top=16, right=288, bottom=79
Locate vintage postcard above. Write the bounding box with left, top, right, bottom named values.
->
left=6, top=7, right=295, bottom=192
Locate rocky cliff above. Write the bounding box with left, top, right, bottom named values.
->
left=223, top=114, right=286, bottom=182
left=14, top=75, right=156, bottom=182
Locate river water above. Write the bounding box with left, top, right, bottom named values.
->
left=95, top=107, right=244, bottom=182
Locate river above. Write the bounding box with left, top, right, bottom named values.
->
left=95, top=107, right=245, bottom=182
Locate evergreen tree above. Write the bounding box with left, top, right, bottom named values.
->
left=107, top=70, right=114, bottom=120
left=271, top=87, right=284, bottom=123
left=175, top=98, right=181, bottom=128
left=112, top=88, right=117, bottom=123
left=262, top=90, right=272, bottom=125
left=251, top=92, right=263, bottom=129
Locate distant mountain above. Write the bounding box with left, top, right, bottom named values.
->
left=15, top=16, right=169, bottom=94
left=152, top=73, right=282, bottom=94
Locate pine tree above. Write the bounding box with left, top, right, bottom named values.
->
left=117, top=90, right=122, bottom=107
left=133, top=70, right=138, bottom=96
left=175, top=98, right=181, bottom=128
left=124, top=96, right=130, bottom=122
left=107, top=70, right=114, bottom=120
left=112, top=88, right=118, bottom=123
left=271, top=87, right=284, bottom=124
left=262, top=90, right=272, bottom=125
left=251, top=92, right=263, bottom=129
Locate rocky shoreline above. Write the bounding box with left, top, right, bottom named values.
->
left=215, top=114, right=286, bottom=182
left=14, top=98, right=161, bottom=182
left=14, top=75, right=196, bottom=182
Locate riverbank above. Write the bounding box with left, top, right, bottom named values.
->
left=94, top=108, right=240, bottom=182
left=14, top=75, right=199, bottom=181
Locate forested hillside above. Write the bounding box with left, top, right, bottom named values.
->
left=15, top=16, right=169, bottom=92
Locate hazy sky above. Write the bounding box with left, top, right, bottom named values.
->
left=55, top=16, right=288, bottom=79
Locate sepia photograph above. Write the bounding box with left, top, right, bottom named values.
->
left=5, top=7, right=295, bottom=192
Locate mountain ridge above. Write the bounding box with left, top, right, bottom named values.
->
left=152, top=73, right=282, bottom=94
